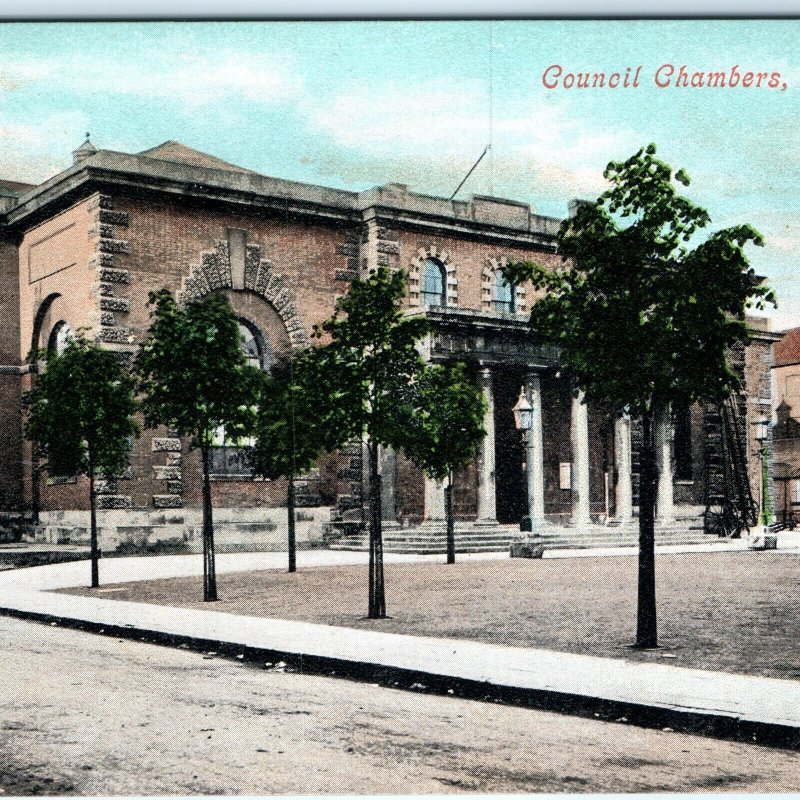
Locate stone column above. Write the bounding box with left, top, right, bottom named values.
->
left=525, top=372, right=545, bottom=524
left=614, top=413, right=633, bottom=523
left=476, top=367, right=497, bottom=525
left=379, top=445, right=397, bottom=526
left=571, top=390, right=591, bottom=526
left=655, top=405, right=675, bottom=523
left=424, top=475, right=446, bottom=522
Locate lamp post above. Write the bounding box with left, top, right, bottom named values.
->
left=753, top=417, right=773, bottom=528
left=513, top=387, right=536, bottom=541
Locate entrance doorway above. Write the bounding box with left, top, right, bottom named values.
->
left=493, top=368, right=526, bottom=524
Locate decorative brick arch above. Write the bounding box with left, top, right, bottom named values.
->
left=483, top=256, right=527, bottom=314
left=407, top=246, right=458, bottom=308
left=179, top=239, right=309, bottom=348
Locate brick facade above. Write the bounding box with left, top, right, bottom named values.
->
left=0, top=140, right=779, bottom=549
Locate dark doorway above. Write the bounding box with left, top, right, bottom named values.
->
left=493, top=368, right=526, bottom=524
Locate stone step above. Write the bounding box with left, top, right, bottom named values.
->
left=328, top=526, right=719, bottom=554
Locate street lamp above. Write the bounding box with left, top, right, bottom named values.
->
left=753, top=417, right=773, bottom=528
left=513, top=387, right=536, bottom=541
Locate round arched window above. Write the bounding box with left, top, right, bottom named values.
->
left=421, top=258, right=446, bottom=308
left=237, top=319, right=272, bottom=371
left=47, top=321, right=74, bottom=356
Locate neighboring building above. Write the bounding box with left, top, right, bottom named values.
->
left=0, top=139, right=779, bottom=550
left=772, top=327, right=800, bottom=525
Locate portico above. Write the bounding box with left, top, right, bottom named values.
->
left=411, top=307, right=680, bottom=533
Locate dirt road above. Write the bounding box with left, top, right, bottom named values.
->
left=2, top=615, right=799, bottom=794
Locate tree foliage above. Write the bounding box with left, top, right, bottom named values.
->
left=24, top=334, right=138, bottom=587
left=401, top=362, right=485, bottom=482
left=504, top=144, right=774, bottom=648
left=401, top=362, right=486, bottom=564
left=135, top=290, right=260, bottom=447
left=134, top=290, right=261, bottom=601
left=312, top=267, right=431, bottom=617
left=504, top=143, right=774, bottom=413
left=251, top=349, right=349, bottom=482
left=25, top=336, right=138, bottom=479
left=313, top=267, right=431, bottom=446
left=250, top=349, right=350, bottom=573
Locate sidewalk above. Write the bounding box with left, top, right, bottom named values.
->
left=2, top=547, right=800, bottom=748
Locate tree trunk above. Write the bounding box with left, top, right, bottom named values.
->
left=88, top=458, right=99, bottom=590
left=287, top=473, right=296, bottom=573
left=201, top=444, right=218, bottom=602
left=445, top=474, right=455, bottom=565
left=31, top=457, right=40, bottom=527
left=367, top=439, right=385, bottom=618
left=635, top=408, right=658, bottom=648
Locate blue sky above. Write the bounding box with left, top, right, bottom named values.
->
left=1, top=20, right=798, bottom=328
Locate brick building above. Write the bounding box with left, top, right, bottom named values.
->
left=771, top=327, right=800, bottom=525
left=0, top=139, right=780, bottom=551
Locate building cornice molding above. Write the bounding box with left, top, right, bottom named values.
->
left=2, top=149, right=562, bottom=250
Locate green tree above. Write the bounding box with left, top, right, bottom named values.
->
left=251, top=349, right=349, bottom=573
left=401, top=363, right=486, bottom=564
left=24, top=335, right=138, bottom=588
left=135, top=290, right=261, bottom=602
left=313, top=267, right=430, bottom=618
left=504, top=144, right=774, bottom=648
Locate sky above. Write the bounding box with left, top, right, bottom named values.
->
left=0, top=20, right=798, bottom=328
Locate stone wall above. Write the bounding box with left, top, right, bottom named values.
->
left=0, top=236, right=22, bottom=509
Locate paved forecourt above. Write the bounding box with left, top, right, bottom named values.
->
left=2, top=546, right=800, bottom=745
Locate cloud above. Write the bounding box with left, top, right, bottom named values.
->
left=309, top=78, right=489, bottom=152
left=0, top=60, right=56, bottom=91
left=308, top=84, right=636, bottom=209
left=0, top=112, right=89, bottom=181
left=0, top=51, right=300, bottom=108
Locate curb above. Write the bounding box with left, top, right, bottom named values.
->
left=4, top=604, right=799, bottom=752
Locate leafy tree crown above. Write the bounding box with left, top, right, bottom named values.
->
left=312, top=267, right=430, bottom=446
left=399, top=362, right=486, bottom=482
left=134, top=290, right=261, bottom=448
left=250, top=349, right=351, bottom=480
left=504, top=144, right=775, bottom=413
left=24, top=335, right=138, bottom=478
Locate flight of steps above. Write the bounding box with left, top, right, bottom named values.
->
left=327, top=524, right=520, bottom=555
left=327, top=520, right=720, bottom=555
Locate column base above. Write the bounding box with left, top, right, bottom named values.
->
left=474, top=517, right=499, bottom=527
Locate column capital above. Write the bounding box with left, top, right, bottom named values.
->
left=524, top=371, right=541, bottom=391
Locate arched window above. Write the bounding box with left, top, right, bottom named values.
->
left=212, top=319, right=272, bottom=451
left=47, top=321, right=73, bottom=356
left=238, top=319, right=272, bottom=371
left=421, top=258, right=446, bottom=308
left=494, top=271, right=515, bottom=314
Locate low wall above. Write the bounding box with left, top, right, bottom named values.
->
left=29, top=506, right=332, bottom=554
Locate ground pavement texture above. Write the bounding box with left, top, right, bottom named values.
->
left=2, top=547, right=800, bottom=752
left=5, top=613, right=800, bottom=794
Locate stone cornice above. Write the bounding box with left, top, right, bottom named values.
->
left=412, top=307, right=561, bottom=370
left=1, top=149, right=562, bottom=248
